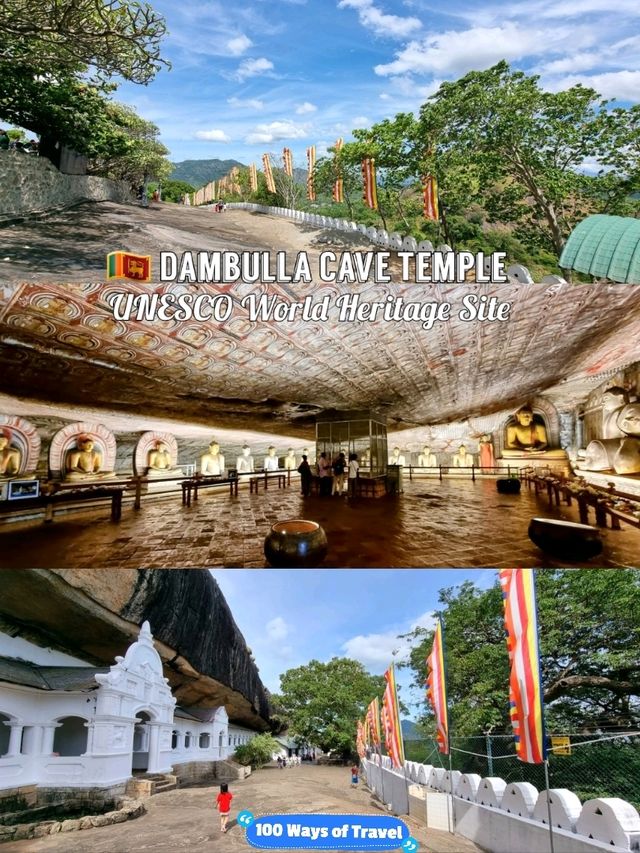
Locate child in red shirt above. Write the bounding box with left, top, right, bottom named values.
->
left=216, top=783, right=233, bottom=833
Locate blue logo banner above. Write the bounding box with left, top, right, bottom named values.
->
left=244, top=813, right=417, bottom=850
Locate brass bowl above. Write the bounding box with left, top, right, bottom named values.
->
left=264, top=519, right=328, bottom=568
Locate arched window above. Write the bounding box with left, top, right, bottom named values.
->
left=219, top=732, right=224, bottom=748
left=199, top=733, right=210, bottom=749
left=52, top=717, right=88, bottom=757
left=184, top=732, right=192, bottom=749
left=0, top=713, right=12, bottom=757
left=171, top=731, right=179, bottom=750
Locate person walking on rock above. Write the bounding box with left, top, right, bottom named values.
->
left=216, top=782, right=233, bottom=833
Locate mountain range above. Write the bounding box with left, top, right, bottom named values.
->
left=169, top=158, right=245, bottom=187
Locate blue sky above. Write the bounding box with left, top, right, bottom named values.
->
left=115, top=0, right=640, bottom=168
left=210, top=568, right=496, bottom=716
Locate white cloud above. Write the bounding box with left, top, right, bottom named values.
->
left=194, top=128, right=231, bottom=142
left=351, top=115, right=371, bottom=127
left=227, top=96, right=265, bottom=110
left=296, top=101, right=317, bottom=114
left=341, top=609, right=435, bottom=672
left=545, top=70, right=640, bottom=101
left=266, top=616, right=290, bottom=641
left=338, top=0, right=422, bottom=39
left=235, top=57, right=274, bottom=81
left=245, top=120, right=308, bottom=143
left=375, top=24, right=549, bottom=77
left=226, top=34, right=253, bottom=56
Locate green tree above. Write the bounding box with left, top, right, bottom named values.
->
left=160, top=178, right=195, bottom=203
left=0, top=0, right=168, bottom=84
left=276, top=658, right=385, bottom=758
left=418, top=61, right=640, bottom=256
left=234, top=734, right=282, bottom=768
left=404, top=570, right=640, bottom=735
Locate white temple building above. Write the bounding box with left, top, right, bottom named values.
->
left=0, top=622, right=257, bottom=797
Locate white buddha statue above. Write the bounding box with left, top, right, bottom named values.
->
left=264, top=446, right=279, bottom=472
left=146, top=441, right=183, bottom=478
left=236, top=444, right=255, bottom=474
left=418, top=445, right=436, bottom=467
left=452, top=444, right=474, bottom=467
left=284, top=448, right=297, bottom=470
left=389, top=446, right=405, bottom=467
left=201, top=440, right=225, bottom=476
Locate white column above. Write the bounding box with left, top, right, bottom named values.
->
left=40, top=725, right=57, bottom=756
left=147, top=724, right=161, bottom=773
left=6, top=723, right=23, bottom=757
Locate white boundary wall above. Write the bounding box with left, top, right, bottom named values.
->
left=361, top=758, right=640, bottom=853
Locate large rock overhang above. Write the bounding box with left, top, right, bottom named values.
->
left=0, top=568, right=272, bottom=731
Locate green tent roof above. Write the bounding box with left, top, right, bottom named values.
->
left=559, top=214, right=640, bottom=283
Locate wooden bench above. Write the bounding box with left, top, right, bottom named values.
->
left=181, top=476, right=238, bottom=506
left=0, top=485, right=125, bottom=523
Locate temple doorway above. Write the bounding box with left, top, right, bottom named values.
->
left=132, top=711, right=152, bottom=772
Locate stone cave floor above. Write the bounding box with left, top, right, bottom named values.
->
left=0, top=765, right=481, bottom=853
left=0, top=478, right=637, bottom=569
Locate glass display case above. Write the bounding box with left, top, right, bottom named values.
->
left=315, top=410, right=388, bottom=476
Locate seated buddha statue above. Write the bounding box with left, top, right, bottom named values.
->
left=418, top=445, right=436, bottom=467
left=389, top=447, right=406, bottom=466
left=147, top=441, right=183, bottom=478
left=263, top=446, right=279, bottom=472
left=0, top=432, right=22, bottom=479
left=201, top=441, right=225, bottom=476
left=452, top=444, right=474, bottom=467
left=502, top=406, right=566, bottom=459
left=236, top=445, right=255, bottom=474
left=65, top=437, right=116, bottom=482
left=284, top=448, right=297, bottom=470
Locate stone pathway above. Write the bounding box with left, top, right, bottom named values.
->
left=0, top=477, right=637, bottom=569
left=1, top=765, right=481, bottom=853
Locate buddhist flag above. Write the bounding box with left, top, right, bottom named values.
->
left=249, top=163, right=258, bottom=193
left=382, top=664, right=404, bottom=769
left=332, top=137, right=344, bottom=203
left=357, top=720, right=367, bottom=758
left=499, top=569, right=546, bottom=765
left=362, top=157, right=378, bottom=210
left=366, top=697, right=382, bottom=748
left=307, top=145, right=316, bottom=201
left=423, top=175, right=439, bottom=220
left=283, top=147, right=293, bottom=178
left=262, top=154, right=276, bottom=193
left=426, top=619, right=449, bottom=755
left=106, top=251, right=151, bottom=282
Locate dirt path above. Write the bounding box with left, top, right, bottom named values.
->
left=0, top=201, right=367, bottom=283
left=2, top=765, right=480, bottom=853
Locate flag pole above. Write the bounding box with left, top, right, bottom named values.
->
left=532, top=570, right=555, bottom=853
left=441, top=619, right=454, bottom=835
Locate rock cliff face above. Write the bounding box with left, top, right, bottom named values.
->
left=0, top=569, right=271, bottom=730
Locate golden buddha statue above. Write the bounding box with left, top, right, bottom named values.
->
left=201, top=441, right=225, bottom=476
left=148, top=442, right=173, bottom=471
left=66, top=436, right=116, bottom=482
left=0, top=432, right=21, bottom=479
left=505, top=406, right=548, bottom=453
left=284, top=448, right=297, bottom=470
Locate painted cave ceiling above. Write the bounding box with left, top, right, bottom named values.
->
left=2, top=281, right=640, bottom=438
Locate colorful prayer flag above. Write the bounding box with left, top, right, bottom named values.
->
left=357, top=720, right=367, bottom=758
left=499, top=569, right=547, bottom=765
left=382, top=664, right=404, bottom=769
left=362, top=157, right=378, bottom=210
left=283, top=147, right=293, bottom=178
left=332, top=138, right=344, bottom=203
left=106, top=251, right=151, bottom=282
left=426, top=619, right=449, bottom=755
left=307, top=145, right=316, bottom=201
left=366, top=697, right=381, bottom=748
left=422, top=175, right=439, bottom=220
left=262, top=154, right=276, bottom=194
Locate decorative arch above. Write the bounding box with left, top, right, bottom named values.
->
left=134, top=431, right=178, bottom=476
left=52, top=716, right=89, bottom=756
left=497, top=397, right=561, bottom=456
left=0, top=415, right=41, bottom=475
left=49, top=422, right=117, bottom=478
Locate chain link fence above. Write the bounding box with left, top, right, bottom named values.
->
left=404, top=732, right=640, bottom=810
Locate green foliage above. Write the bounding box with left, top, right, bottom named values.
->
left=170, top=158, right=246, bottom=187
left=404, top=570, right=640, bottom=735
left=0, top=0, right=168, bottom=84
left=234, top=734, right=282, bottom=768
left=160, top=179, right=195, bottom=203
left=276, top=658, right=386, bottom=759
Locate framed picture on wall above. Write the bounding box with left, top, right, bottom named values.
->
left=7, top=480, right=40, bottom=500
